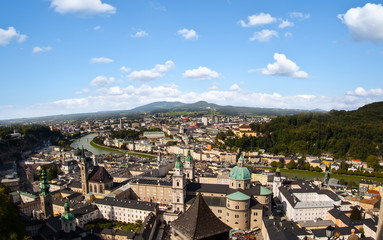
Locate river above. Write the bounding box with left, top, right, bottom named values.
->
left=70, top=132, right=121, bottom=155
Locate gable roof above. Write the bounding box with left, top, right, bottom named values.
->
left=171, top=193, right=231, bottom=240
left=88, top=166, right=113, bottom=183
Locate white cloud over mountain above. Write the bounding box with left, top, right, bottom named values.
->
left=346, top=87, right=383, bottom=97
left=338, top=3, right=383, bottom=42
left=177, top=28, right=198, bottom=40
left=91, top=57, right=114, bottom=63
left=0, top=27, right=27, bottom=46
left=240, top=13, right=276, bottom=27
left=249, top=29, right=278, bottom=42
left=50, top=0, right=116, bottom=15
left=33, top=46, right=52, bottom=53
left=259, top=53, right=308, bottom=79
left=128, top=60, right=174, bottom=81
left=183, top=67, right=220, bottom=80
left=90, top=76, right=115, bottom=87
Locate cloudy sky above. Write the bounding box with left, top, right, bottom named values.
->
left=1, top=0, right=383, bottom=119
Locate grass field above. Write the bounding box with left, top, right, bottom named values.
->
left=90, top=140, right=157, bottom=159
left=250, top=166, right=383, bottom=183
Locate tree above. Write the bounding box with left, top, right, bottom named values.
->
left=270, top=161, right=279, bottom=168
left=286, top=161, right=297, bottom=169
left=47, top=164, right=58, bottom=181
left=366, top=155, right=380, bottom=172
left=350, top=208, right=362, bottom=220
left=314, top=166, right=322, bottom=172
left=278, top=158, right=285, bottom=168
left=0, top=185, right=26, bottom=239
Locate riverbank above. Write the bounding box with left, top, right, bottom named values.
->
left=250, top=166, right=383, bottom=183
left=90, top=140, right=157, bottom=159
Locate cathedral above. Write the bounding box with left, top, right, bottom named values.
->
left=130, top=150, right=272, bottom=230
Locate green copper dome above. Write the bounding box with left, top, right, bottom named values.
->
left=184, top=149, right=193, bottom=162
left=40, top=168, right=50, bottom=196
left=276, top=167, right=280, bottom=173
left=61, top=200, right=75, bottom=222
left=226, top=191, right=250, bottom=201
left=229, top=155, right=251, bottom=180
left=229, top=166, right=251, bottom=180
left=260, top=186, right=272, bottom=196
left=174, top=154, right=184, bottom=169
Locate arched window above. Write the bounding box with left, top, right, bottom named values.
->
left=100, top=185, right=103, bottom=193
left=94, top=185, right=97, bottom=193
left=176, top=181, right=179, bottom=187
left=89, top=185, right=93, bottom=192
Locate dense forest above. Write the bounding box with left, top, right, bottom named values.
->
left=218, top=102, right=383, bottom=161
left=0, top=125, right=61, bottom=164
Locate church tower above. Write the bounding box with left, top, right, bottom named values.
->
left=40, top=168, right=53, bottom=219
left=61, top=200, right=76, bottom=233
left=172, top=154, right=186, bottom=213
left=184, top=149, right=194, bottom=181
left=80, top=147, right=89, bottom=196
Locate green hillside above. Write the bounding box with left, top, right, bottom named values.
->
left=222, top=101, right=383, bottom=160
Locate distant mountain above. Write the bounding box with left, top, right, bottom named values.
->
left=0, top=101, right=325, bottom=124
left=127, top=101, right=185, bottom=113
left=128, top=100, right=323, bottom=116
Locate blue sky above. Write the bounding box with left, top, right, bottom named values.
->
left=1, top=0, right=383, bottom=119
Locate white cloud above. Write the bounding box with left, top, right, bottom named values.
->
left=91, top=57, right=114, bottom=63
left=183, top=66, right=220, bottom=80
left=240, top=13, right=276, bottom=27
left=149, top=2, right=166, bottom=11
left=285, top=32, right=292, bottom=37
left=289, top=12, right=310, bottom=20
left=120, top=66, right=131, bottom=73
left=128, top=60, right=174, bottom=81
left=259, top=53, right=308, bottom=79
left=0, top=27, right=27, bottom=46
left=50, top=0, right=116, bottom=15
left=177, top=28, right=198, bottom=40
left=229, top=84, right=240, bottom=91
left=75, top=88, right=90, bottom=94
left=338, top=3, right=383, bottom=42
left=107, top=86, right=124, bottom=95
left=91, top=76, right=115, bottom=87
left=93, top=26, right=102, bottom=31
left=32, top=46, right=52, bottom=53
left=249, top=29, right=278, bottom=42
left=279, top=20, right=294, bottom=28
left=131, top=31, right=148, bottom=38
left=346, top=87, right=383, bottom=97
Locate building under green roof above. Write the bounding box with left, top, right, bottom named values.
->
left=226, top=191, right=251, bottom=201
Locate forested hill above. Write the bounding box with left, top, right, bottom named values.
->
left=223, top=101, right=383, bottom=160
left=0, top=125, right=61, bottom=164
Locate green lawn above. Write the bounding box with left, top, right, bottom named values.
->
left=250, top=166, right=383, bottom=183
left=90, top=140, right=157, bottom=159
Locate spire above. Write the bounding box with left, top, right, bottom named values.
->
left=40, top=168, right=50, bottom=196
left=238, top=155, right=244, bottom=167
left=185, top=149, right=193, bottom=162
left=174, top=154, right=184, bottom=170
left=80, top=146, right=86, bottom=163
left=61, top=199, right=75, bottom=222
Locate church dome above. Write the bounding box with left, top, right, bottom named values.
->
left=229, top=166, right=251, bottom=180
left=229, top=156, right=251, bottom=181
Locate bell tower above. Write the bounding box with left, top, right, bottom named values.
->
left=40, top=168, right=53, bottom=219
left=172, top=154, right=186, bottom=213
left=184, top=149, right=195, bottom=181
left=80, top=147, right=89, bottom=195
